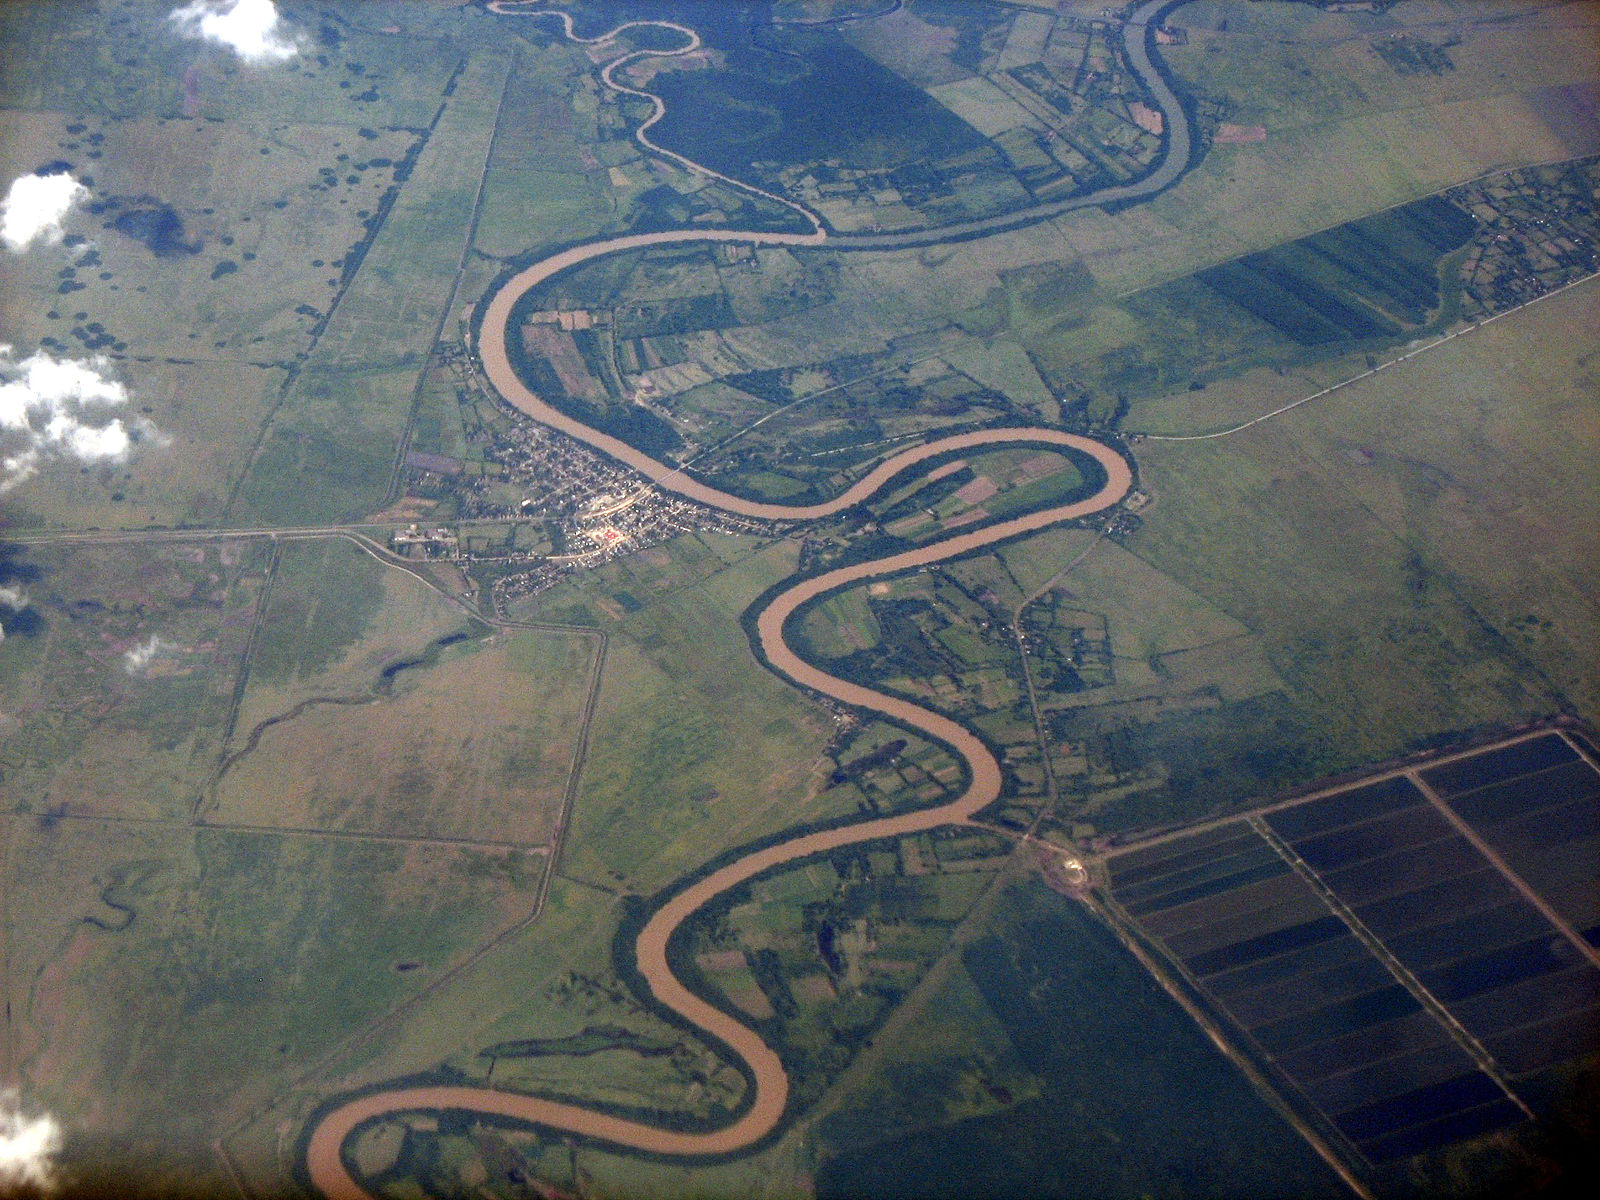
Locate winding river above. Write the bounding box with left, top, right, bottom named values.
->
left=303, top=3, right=1184, bottom=1193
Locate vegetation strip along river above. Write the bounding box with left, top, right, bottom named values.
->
left=303, top=4, right=1169, bottom=1192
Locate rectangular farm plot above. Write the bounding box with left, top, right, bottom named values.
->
left=1106, top=809, right=1528, bottom=1167
left=1420, top=732, right=1600, bottom=942
left=212, top=628, right=598, bottom=846
left=1263, top=762, right=1600, bottom=1083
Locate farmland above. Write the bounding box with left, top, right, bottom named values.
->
left=502, top=151, right=1596, bottom=506
left=1420, top=734, right=1600, bottom=968
left=1102, top=730, right=1600, bottom=1183
left=813, top=881, right=1344, bottom=1199
left=1, top=0, right=1597, bottom=1195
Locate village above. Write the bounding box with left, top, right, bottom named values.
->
left=390, top=345, right=790, bottom=618
left=1452, top=155, right=1600, bottom=320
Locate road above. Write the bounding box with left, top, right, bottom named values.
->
left=299, top=2, right=1185, bottom=1191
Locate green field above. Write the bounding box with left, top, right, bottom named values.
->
left=0, top=3, right=502, bottom=531
left=1104, top=281, right=1600, bottom=829
left=676, top=828, right=1017, bottom=1114
left=227, top=51, right=513, bottom=525
left=2, top=0, right=1597, bottom=1193
left=812, top=881, right=1344, bottom=1198
left=0, top=539, right=270, bottom=821
left=4, top=818, right=540, bottom=1199
left=214, top=625, right=597, bottom=846
left=222, top=876, right=753, bottom=1198
left=517, top=533, right=840, bottom=892
left=229, top=536, right=477, bottom=738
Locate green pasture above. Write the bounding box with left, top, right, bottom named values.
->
left=0, top=538, right=270, bottom=820
left=813, top=881, right=1344, bottom=1198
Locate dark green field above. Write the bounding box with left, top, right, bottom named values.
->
left=1196, top=196, right=1477, bottom=344
left=651, top=22, right=986, bottom=184
left=814, top=882, right=1344, bottom=1199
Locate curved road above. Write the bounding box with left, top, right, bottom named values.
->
left=303, top=3, right=1177, bottom=1193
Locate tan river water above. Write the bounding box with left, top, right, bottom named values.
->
left=303, top=4, right=1159, bottom=1191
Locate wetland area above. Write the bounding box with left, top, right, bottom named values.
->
left=1, top=1, right=1596, bottom=1198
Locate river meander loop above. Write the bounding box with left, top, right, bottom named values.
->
left=302, top=3, right=1169, bottom=1193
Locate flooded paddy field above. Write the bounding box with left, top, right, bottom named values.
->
left=1101, top=729, right=1600, bottom=1176
left=1421, top=732, right=1600, bottom=943
left=1106, top=818, right=1520, bottom=1168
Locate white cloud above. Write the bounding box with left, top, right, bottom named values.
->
left=0, top=345, right=140, bottom=493
left=170, top=0, right=299, bottom=63
left=122, top=634, right=171, bottom=673
left=0, top=586, right=28, bottom=645
left=0, top=1090, right=61, bottom=1191
left=1, top=171, right=88, bottom=253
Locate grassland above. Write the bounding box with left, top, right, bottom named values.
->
left=471, top=46, right=634, bottom=260
left=227, top=537, right=477, bottom=738
left=811, top=880, right=1344, bottom=1198
left=0, top=539, right=270, bottom=821
left=227, top=51, right=514, bottom=525
left=0, top=4, right=636, bottom=531
left=222, top=877, right=749, bottom=1198
left=0, top=3, right=465, bottom=127
left=3, top=816, right=540, bottom=1200
left=0, top=12, right=487, bottom=530
left=0, top=108, right=422, bottom=362
left=519, top=534, right=841, bottom=893
left=0, top=361, right=289, bottom=531
left=1107, top=280, right=1600, bottom=829
left=212, top=626, right=596, bottom=845
left=1, top=1, right=1595, bottom=1194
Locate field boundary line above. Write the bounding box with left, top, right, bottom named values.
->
left=796, top=843, right=1044, bottom=1148
left=201, top=539, right=281, bottom=821
left=1097, top=726, right=1565, bottom=861
left=383, top=48, right=520, bottom=509
left=1408, top=770, right=1600, bottom=973
left=1010, top=526, right=1111, bottom=811
left=1136, top=270, right=1600, bottom=442
left=218, top=83, right=459, bottom=526
left=1247, top=814, right=1534, bottom=1123
left=19, top=810, right=553, bottom=854
left=1557, top=728, right=1600, bottom=775
left=210, top=629, right=606, bottom=1131
left=529, top=626, right=608, bottom=922
left=211, top=1133, right=252, bottom=1200
left=1090, top=889, right=1375, bottom=1200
